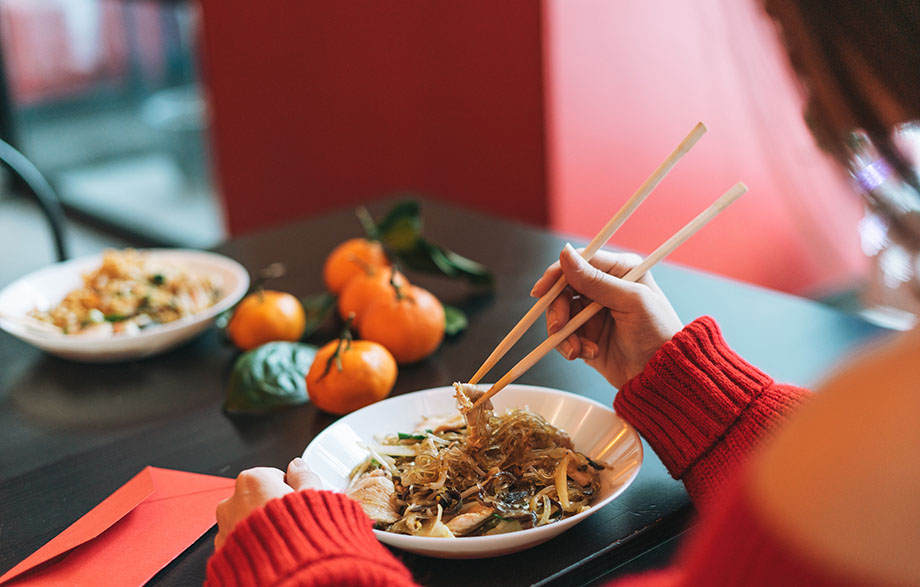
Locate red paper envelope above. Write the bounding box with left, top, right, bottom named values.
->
left=0, top=467, right=235, bottom=587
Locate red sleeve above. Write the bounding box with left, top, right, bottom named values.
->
left=613, top=316, right=811, bottom=509
left=205, top=490, right=418, bottom=587
left=609, top=475, right=871, bottom=587
left=606, top=318, right=878, bottom=586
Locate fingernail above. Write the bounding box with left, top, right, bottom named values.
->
left=582, top=341, right=598, bottom=359
left=291, top=457, right=305, bottom=467
left=559, top=341, right=573, bottom=359
left=547, top=309, right=558, bottom=332
left=529, top=283, right=539, bottom=297
left=563, top=242, right=575, bottom=255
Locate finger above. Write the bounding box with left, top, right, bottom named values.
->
left=547, top=286, right=572, bottom=335
left=216, top=498, right=230, bottom=527
left=581, top=250, right=642, bottom=276
left=579, top=338, right=599, bottom=360
left=581, top=250, right=659, bottom=289
left=214, top=499, right=231, bottom=550
left=559, top=332, right=581, bottom=360
left=286, top=457, right=323, bottom=491
left=560, top=244, right=647, bottom=310
left=566, top=294, right=588, bottom=358
left=236, top=467, right=286, bottom=491
left=556, top=292, right=586, bottom=360
left=530, top=259, right=563, bottom=298
left=580, top=303, right=606, bottom=342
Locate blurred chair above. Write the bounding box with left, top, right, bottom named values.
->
left=0, top=137, right=69, bottom=261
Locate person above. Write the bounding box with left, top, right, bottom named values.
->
left=205, top=0, right=920, bottom=585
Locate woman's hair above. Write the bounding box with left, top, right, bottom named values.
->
left=764, top=0, right=920, bottom=257
left=764, top=0, right=920, bottom=183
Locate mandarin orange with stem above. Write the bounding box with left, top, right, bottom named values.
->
left=226, top=290, right=306, bottom=350
left=359, top=282, right=445, bottom=364
left=306, top=327, right=397, bottom=415
left=337, top=266, right=409, bottom=326
left=323, top=238, right=389, bottom=295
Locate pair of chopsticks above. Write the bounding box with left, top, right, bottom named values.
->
left=469, top=122, right=747, bottom=409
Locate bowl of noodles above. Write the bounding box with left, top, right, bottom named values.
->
left=302, top=384, right=643, bottom=558
left=0, top=249, right=248, bottom=362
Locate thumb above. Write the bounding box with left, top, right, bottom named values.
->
left=286, top=457, right=323, bottom=492
left=559, top=244, right=644, bottom=310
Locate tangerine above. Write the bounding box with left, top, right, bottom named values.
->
left=337, top=266, right=409, bottom=326
left=306, top=336, right=397, bottom=415
left=322, top=238, right=389, bottom=295
left=226, top=290, right=306, bottom=350
left=359, top=283, right=445, bottom=364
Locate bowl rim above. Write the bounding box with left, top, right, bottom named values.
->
left=302, top=383, right=643, bottom=552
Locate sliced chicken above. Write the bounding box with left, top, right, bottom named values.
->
left=454, top=382, right=493, bottom=448
left=345, top=469, right=400, bottom=525
left=415, top=412, right=466, bottom=434
left=445, top=503, right=494, bottom=536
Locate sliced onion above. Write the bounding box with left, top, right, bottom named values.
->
left=554, top=451, right=572, bottom=511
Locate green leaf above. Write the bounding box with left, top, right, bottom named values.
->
left=225, top=341, right=318, bottom=414
left=374, top=201, right=423, bottom=251
left=370, top=200, right=494, bottom=288
left=443, top=305, right=468, bottom=336
left=397, top=432, right=426, bottom=440
left=300, top=292, right=337, bottom=339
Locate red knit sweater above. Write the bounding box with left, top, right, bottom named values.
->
left=204, top=317, right=859, bottom=586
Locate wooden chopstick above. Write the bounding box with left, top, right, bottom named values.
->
left=471, top=181, right=748, bottom=409
left=467, top=122, right=707, bottom=385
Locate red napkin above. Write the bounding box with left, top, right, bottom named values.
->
left=0, top=467, right=235, bottom=586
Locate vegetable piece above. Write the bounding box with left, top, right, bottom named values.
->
left=554, top=452, right=572, bottom=511
left=225, top=341, right=317, bottom=413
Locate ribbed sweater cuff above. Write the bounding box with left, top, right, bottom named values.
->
left=613, top=316, right=774, bottom=478
left=206, top=490, right=414, bottom=587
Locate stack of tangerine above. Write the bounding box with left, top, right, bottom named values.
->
left=226, top=238, right=446, bottom=415
left=310, top=237, right=447, bottom=414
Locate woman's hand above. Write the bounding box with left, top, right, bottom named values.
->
left=531, top=244, right=683, bottom=389
left=214, top=457, right=322, bottom=550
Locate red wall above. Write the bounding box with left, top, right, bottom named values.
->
left=201, top=0, right=868, bottom=296
left=199, top=0, right=548, bottom=235
left=543, top=0, right=867, bottom=295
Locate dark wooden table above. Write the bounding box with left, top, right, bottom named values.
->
left=0, top=199, right=886, bottom=586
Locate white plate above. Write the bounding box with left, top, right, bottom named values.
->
left=0, top=249, right=249, bottom=362
left=302, top=384, right=642, bottom=559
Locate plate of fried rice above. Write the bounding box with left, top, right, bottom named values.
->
left=0, top=249, right=249, bottom=362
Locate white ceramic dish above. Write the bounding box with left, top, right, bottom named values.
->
left=0, top=249, right=249, bottom=362
left=302, top=384, right=642, bottom=559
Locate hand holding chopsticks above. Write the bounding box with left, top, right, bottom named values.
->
left=471, top=181, right=748, bottom=409
left=467, top=122, right=707, bottom=386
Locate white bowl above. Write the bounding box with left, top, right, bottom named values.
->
left=0, top=249, right=249, bottom=362
left=302, top=384, right=642, bottom=559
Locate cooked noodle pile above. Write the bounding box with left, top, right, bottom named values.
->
left=346, top=383, right=603, bottom=537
